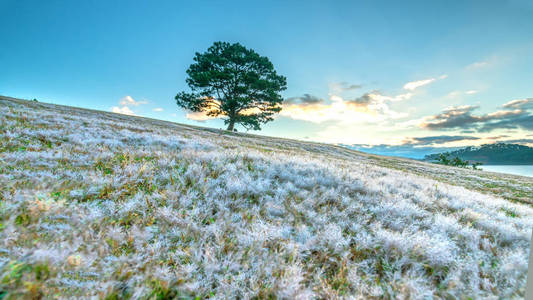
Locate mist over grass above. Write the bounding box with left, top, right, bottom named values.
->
left=1, top=97, right=532, bottom=298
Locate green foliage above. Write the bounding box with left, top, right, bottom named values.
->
left=436, top=154, right=450, bottom=165
left=451, top=156, right=469, bottom=168
left=472, top=161, right=483, bottom=170
left=0, top=262, right=51, bottom=299
left=175, top=41, right=287, bottom=131
left=434, top=153, right=482, bottom=169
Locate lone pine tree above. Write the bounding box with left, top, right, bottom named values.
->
left=175, top=41, right=287, bottom=131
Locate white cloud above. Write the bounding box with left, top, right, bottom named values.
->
left=447, top=91, right=461, bottom=98
left=403, top=75, right=447, bottom=91
left=370, top=92, right=413, bottom=102
left=403, top=78, right=434, bottom=91
left=449, top=90, right=479, bottom=98
left=153, top=107, right=164, bottom=112
left=186, top=111, right=217, bottom=121
left=119, top=96, right=148, bottom=106
left=110, top=96, right=148, bottom=116
left=502, top=98, right=533, bottom=109
left=111, top=106, right=136, bottom=116
left=466, top=61, right=489, bottom=69
left=280, top=92, right=408, bottom=125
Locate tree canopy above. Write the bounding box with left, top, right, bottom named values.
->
left=175, top=42, right=287, bottom=131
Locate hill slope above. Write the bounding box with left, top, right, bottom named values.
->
left=1, top=96, right=532, bottom=298
left=424, top=143, right=533, bottom=165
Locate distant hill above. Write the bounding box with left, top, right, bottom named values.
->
left=423, top=143, right=533, bottom=165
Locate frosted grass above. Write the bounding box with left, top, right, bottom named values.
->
left=0, top=98, right=532, bottom=299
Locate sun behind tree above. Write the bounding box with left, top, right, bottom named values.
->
left=175, top=42, right=287, bottom=131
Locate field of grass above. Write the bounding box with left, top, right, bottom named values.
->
left=1, top=96, right=532, bottom=299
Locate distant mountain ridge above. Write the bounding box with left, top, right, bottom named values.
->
left=423, top=143, right=533, bottom=165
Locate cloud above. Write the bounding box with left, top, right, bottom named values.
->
left=281, top=90, right=411, bottom=124
left=110, top=95, right=149, bottom=116
left=180, top=98, right=223, bottom=122
left=186, top=111, right=216, bottom=121
left=477, top=114, right=533, bottom=132
left=403, top=75, right=446, bottom=91
left=500, top=138, right=533, bottom=145
left=345, top=92, right=375, bottom=106
left=502, top=98, right=533, bottom=110
left=466, top=61, right=489, bottom=69
left=403, top=78, right=436, bottom=91
left=447, top=91, right=461, bottom=98
left=419, top=98, right=533, bottom=132
left=486, top=135, right=510, bottom=140
left=111, top=106, right=136, bottom=116
left=153, top=107, right=164, bottom=112
left=401, top=135, right=480, bottom=146
left=371, top=92, right=414, bottom=102
left=181, top=97, right=267, bottom=123
left=330, top=82, right=362, bottom=93
left=285, top=94, right=324, bottom=105
left=448, top=90, right=479, bottom=98
left=119, top=96, right=148, bottom=106
left=420, top=105, right=480, bottom=130
left=347, top=90, right=413, bottom=104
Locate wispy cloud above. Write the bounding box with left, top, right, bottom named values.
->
left=285, top=94, right=325, bottom=105
left=354, top=91, right=413, bottom=103
left=447, top=91, right=461, bottom=98
left=486, top=135, right=510, bottom=140
left=502, top=98, right=533, bottom=109
left=401, top=135, right=480, bottom=146
left=403, top=78, right=435, bottom=91
left=448, top=90, right=479, bottom=98
left=466, top=61, right=489, bottom=69
left=329, top=82, right=362, bottom=93
left=403, top=75, right=446, bottom=91
left=153, top=107, right=164, bottom=112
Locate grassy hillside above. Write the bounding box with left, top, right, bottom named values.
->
left=1, top=96, right=532, bottom=299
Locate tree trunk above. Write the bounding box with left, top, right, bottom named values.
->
left=226, top=118, right=235, bottom=131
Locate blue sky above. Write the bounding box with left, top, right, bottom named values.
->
left=2, top=0, right=532, bottom=157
